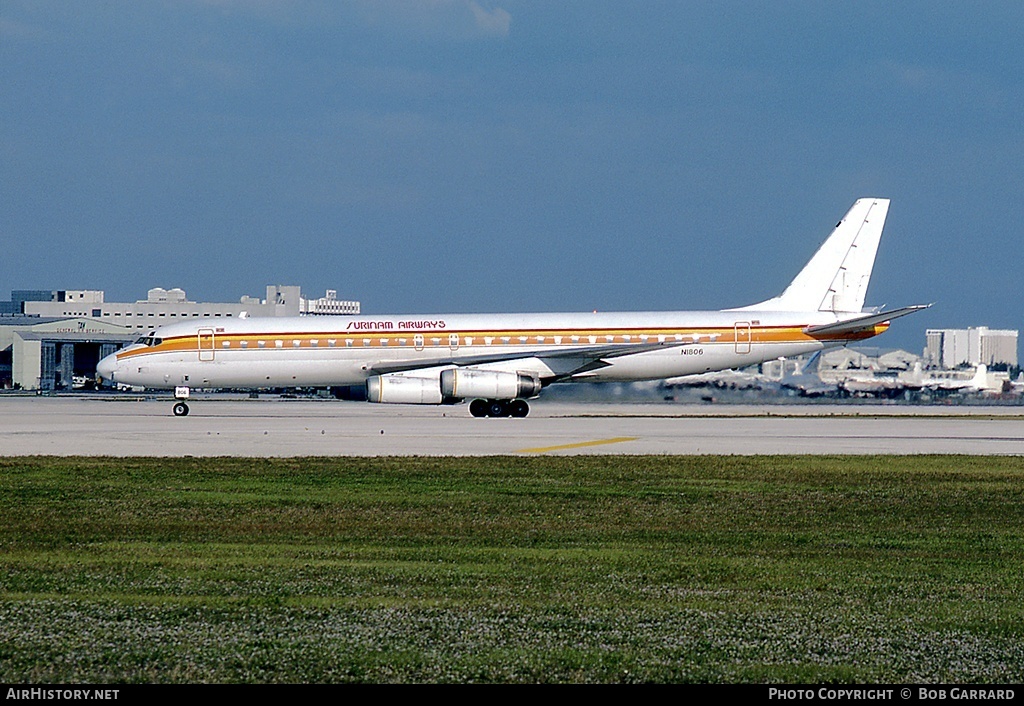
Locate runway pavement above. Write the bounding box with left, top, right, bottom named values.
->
left=1, top=394, right=1022, bottom=456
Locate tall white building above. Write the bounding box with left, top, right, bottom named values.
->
left=925, top=327, right=1018, bottom=368
left=299, top=289, right=361, bottom=315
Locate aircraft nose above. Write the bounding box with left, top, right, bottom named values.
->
left=95, top=353, right=118, bottom=386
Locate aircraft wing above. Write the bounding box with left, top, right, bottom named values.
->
left=804, top=304, right=932, bottom=337
left=368, top=339, right=694, bottom=379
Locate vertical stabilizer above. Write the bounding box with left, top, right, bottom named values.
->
left=740, top=198, right=890, bottom=313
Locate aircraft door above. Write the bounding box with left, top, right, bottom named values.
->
left=198, top=328, right=215, bottom=361
left=734, top=321, right=751, bottom=355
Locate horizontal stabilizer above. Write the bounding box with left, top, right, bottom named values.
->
left=804, top=304, right=932, bottom=337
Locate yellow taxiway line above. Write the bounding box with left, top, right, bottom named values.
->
left=517, top=437, right=639, bottom=454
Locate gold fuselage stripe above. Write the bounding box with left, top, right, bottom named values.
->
left=117, top=323, right=888, bottom=361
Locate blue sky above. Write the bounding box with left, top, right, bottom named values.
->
left=2, top=1, right=1021, bottom=353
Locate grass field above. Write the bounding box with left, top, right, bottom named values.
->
left=1, top=455, right=1022, bottom=683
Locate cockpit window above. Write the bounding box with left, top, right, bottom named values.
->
left=133, top=336, right=163, bottom=347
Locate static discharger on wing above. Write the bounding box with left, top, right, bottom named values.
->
left=96, top=198, right=930, bottom=417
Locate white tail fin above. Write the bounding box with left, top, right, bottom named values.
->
left=741, top=198, right=890, bottom=313
left=970, top=364, right=989, bottom=389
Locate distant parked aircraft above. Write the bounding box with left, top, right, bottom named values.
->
left=837, top=363, right=1000, bottom=397
left=664, top=351, right=838, bottom=398
left=1011, top=373, right=1024, bottom=392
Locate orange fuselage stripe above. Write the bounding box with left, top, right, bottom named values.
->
left=116, top=323, right=888, bottom=361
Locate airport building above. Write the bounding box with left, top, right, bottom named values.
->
left=297, top=289, right=361, bottom=316
left=0, top=290, right=54, bottom=316
left=1, top=286, right=360, bottom=389
left=16, top=286, right=360, bottom=328
left=0, top=316, right=135, bottom=390
left=925, top=327, right=1018, bottom=369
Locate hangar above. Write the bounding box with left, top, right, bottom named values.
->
left=0, top=316, right=134, bottom=390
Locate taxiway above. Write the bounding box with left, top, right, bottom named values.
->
left=1, top=395, right=1021, bottom=456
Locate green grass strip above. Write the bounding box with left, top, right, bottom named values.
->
left=1, top=455, right=1022, bottom=683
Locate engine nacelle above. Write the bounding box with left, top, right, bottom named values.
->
left=440, top=368, right=541, bottom=400
left=366, top=373, right=443, bottom=404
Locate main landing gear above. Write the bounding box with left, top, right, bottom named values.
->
left=469, top=398, right=530, bottom=418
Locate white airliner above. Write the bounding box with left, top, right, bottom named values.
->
left=96, top=198, right=929, bottom=417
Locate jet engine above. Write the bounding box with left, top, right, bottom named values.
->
left=440, top=368, right=541, bottom=400
left=366, top=368, right=541, bottom=406
left=366, top=373, right=445, bottom=404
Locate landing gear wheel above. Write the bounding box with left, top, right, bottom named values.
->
left=509, top=399, right=530, bottom=418
left=470, top=398, right=527, bottom=418
left=173, top=401, right=190, bottom=417
left=487, top=399, right=510, bottom=418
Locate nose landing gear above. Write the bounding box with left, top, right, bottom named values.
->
left=172, top=386, right=190, bottom=417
